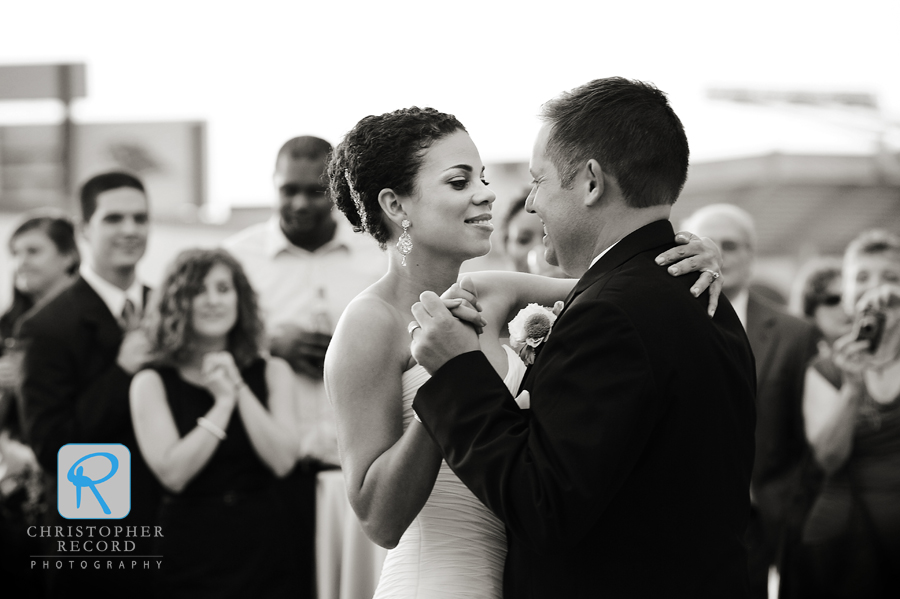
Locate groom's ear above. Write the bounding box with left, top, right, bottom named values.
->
left=583, top=159, right=605, bottom=207
left=377, top=188, right=408, bottom=227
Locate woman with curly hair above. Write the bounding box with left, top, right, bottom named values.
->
left=130, top=248, right=296, bottom=598
left=324, top=106, right=723, bottom=599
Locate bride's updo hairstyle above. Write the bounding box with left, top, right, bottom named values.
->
left=328, top=107, right=465, bottom=249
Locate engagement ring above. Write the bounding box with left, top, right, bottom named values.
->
left=703, top=269, right=721, bottom=280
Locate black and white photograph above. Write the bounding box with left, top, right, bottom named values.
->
left=1, top=1, right=899, bottom=598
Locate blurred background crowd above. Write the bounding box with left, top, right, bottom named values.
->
left=1, top=1, right=900, bottom=598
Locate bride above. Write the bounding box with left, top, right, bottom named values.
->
left=323, top=107, right=721, bottom=598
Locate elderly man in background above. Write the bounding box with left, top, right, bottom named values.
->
left=682, top=203, right=820, bottom=598
left=225, top=136, right=386, bottom=599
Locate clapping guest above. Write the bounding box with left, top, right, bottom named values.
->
left=17, top=172, right=161, bottom=599
left=1, top=211, right=79, bottom=599
left=799, top=230, right=900, bottom=598
left=130, top=248, right=296, bottom=599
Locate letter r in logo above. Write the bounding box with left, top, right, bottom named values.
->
left=58, top=444, right=131, bottom=519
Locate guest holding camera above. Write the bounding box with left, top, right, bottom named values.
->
left=130, top=248, right=296, bottom=598
left=800, top=230, right=900, bottom=598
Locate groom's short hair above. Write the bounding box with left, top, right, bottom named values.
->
left=540, top=77, right=689, bottom=208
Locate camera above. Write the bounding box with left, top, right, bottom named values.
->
left=853, top=306, right=886, bottom=353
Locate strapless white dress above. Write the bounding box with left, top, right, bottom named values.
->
left=373, top=345, right=527, bottom=599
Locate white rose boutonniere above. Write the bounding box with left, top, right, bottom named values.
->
left=507, top=301, right=565, bottom=366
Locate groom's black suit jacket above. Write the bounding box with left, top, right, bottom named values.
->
left=415, top=220, right=757, bottom=598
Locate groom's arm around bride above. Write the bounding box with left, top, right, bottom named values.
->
left=411, top=78, right=757, bottom=599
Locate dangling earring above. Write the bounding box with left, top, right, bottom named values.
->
left=397, top=219, right=413, bottom=266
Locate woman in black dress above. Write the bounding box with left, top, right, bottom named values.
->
left=130, top=248, right=297, bottom=598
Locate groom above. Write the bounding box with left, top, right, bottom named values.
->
left=410, top=78, right=757, bottom=598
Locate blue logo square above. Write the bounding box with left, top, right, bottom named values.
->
left=57, top=444, right=131, bottom=519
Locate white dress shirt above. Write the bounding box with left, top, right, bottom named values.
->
left=224, top=215, right=386, bottom=465
left=589, top=240, right=621, bottom=270
left=80, top=263, right=144, bottom=320
left=730, top=288, right=749, bottom=331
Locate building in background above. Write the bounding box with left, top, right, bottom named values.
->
left=0, top=120, right=206, bottom=221
left=672, top=151, right=900, bottom=299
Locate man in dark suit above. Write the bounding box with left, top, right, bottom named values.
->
left=682, top=204, right=819, bottom=598
left=409, top=78, right=757, bottom=598
left=19, top=172, right=159, bottom=598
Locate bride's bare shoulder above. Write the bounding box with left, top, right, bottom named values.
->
left=336, top=291, right=405, bottom=338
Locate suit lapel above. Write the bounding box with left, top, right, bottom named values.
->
left=73, top=277, right=125, bottom=350
left=521, top=219, right=676, bottom=391
left=553, top=220, right=676, bottom=322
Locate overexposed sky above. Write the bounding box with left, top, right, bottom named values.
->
left=1, top=0, right=899, bottom=206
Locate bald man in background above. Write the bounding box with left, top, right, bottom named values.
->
left=682, top=204, right=820, bottom=598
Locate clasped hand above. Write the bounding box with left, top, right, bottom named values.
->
left=200, top=351, right=243, bottom=404
left=116, top=329, right=152, bottom=375
left=410, top=276, right=485, bottom=374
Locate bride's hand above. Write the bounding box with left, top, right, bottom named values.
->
left=440, top=276, right=486, bottom=335
left=655, top=232, right=724, bottom=317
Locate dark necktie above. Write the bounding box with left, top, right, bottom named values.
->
left=121, top=298, right=141, bottom=331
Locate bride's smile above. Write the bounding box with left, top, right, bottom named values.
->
left=464, top=213, right=493, bottom=232
left=399, top=129, right=496, bottom=262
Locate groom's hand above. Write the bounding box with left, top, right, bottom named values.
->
left=411, top=291, right=480, bottom=374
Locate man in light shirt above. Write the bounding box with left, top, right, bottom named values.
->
left=19, top=171, right=160, bottom=599
left=225, top=136, right=386, bottom=598
left=681, top=203, right=819, bottom=599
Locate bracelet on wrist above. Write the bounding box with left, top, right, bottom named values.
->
left=197, top=416, right=227, bottom=440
